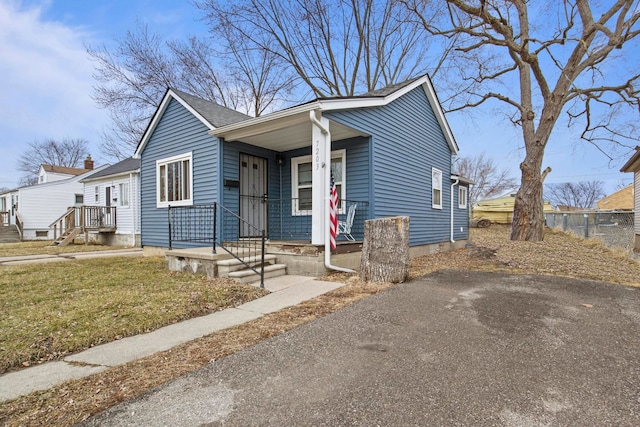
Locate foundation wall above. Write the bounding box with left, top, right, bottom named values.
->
left=146, top=239, right=470, bottom=279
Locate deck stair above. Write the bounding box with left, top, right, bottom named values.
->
left=51, top=227, right=81, bottom=246
left=0, top=226, right=20, bottom=244
left=217, top=254, right=287, bottom=284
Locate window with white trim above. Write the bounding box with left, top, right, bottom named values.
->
left=94, top=186, right=99, bottom=203
left=291, top=150, right=345, bottom=215
left=432, top=168, right=442, bottom=209
left=458, top=186, right=468, bottom=209
left=157, top=152, right=192, bottom=207
left=119, top=182, right=130, bottom=207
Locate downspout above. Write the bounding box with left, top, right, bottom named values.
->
left=309, top=110, right=355, bottom=273
left=451, top=178, right=459, bottom=243
left=130, top=172, right=136, bottom=246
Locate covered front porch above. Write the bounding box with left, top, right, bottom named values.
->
left=167, top=108, right=373, bottom=279
left=213, top=107, right=372, bottom=248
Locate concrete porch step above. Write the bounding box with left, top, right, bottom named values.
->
left=228, top=263, right=287, bottom=284
left=217, top=254, right=277, bottom=276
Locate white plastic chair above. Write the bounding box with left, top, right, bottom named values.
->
left=338, top=203, right=357, bottom=241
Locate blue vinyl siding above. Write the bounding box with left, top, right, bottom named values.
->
left=140, top=99, right=219, bottom=248
left=326, top=86, right=455, bottom=246
left=220, top=137, right=370, bottom=241
left=453, top=183, right=470, bottom=241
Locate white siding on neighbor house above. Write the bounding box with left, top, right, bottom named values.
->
left=83, top=174, right=141, bottom=236
left=39, top=171, right=74, bottom=184
left=19, top=179, right=85, bottom=239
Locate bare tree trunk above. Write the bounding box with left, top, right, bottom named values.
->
left=359, top=216, right=410, bottom=283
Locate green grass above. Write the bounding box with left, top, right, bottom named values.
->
left=0, top=240, right=129, bottom=257
left=0, top=257, right=268, bottom=373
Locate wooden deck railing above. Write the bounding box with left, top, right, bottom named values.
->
left=49, top=206, right=117, bottom=239
left=0, top=211, right=8, bottom=226
left=15, top=212, right=24, bottom=240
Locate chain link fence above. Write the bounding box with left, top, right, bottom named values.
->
left=545, top=212, right=635, bottom=252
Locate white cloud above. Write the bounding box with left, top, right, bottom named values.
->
left=0, top=0, right=110, bottom=187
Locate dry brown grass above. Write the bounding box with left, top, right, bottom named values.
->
left=1, top=225, right=639, bottom=426
left=0, top=257, right=267, bottom=374
left=0, top=240, right=130, bottom=257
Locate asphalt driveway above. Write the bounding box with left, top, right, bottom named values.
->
left=84, top=270, right=640, bottom=426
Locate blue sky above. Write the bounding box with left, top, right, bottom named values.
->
left=0, top=0, right=636, bottom=194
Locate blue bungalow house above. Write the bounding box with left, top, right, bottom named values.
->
left=134, top=75, right=472, bottom=278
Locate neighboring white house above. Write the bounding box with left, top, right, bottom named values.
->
left=38, top=156, right=94, bottom=184
left=80, top=157, right=141, bottom=246
left=11, top=158, right=107, bottom=240
left=621, top=146, right=640, bottom=252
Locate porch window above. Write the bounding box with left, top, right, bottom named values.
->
left=432, top=168, right=442, bottom=209
left=291, top=150, right=346, bottom=215
left=157, top=152, right=192, bottom=208
left=458, top=186, right=468, bottom=209
left=119, top=182, right=130, bottom=207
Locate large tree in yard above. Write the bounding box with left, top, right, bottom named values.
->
left=407, top=0, right=640, bottom=240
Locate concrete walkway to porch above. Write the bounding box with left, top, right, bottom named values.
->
left=0, top=275, right=345, bottom=403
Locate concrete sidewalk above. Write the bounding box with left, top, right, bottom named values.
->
left=0, top=275, right=345, bottom=403
left=0, top=248, right=143, bottom=265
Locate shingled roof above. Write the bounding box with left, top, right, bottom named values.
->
left=82, top=157, right=140, bottom=181
left=170, top=89, right=250, bottom=128
left=41, top=165, right=90, bottom=176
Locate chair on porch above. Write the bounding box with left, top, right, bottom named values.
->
left=338, top=203, right=357, bottom=241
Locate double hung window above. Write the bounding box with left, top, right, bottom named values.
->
left=432, top=168, right=443, bottom=209
left=291, top=150, right=345, bottom=215
left=157, top=152, right=192, bottom=207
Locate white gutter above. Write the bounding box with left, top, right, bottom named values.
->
left=309, top=110, right=355, bottom=274
left=450, top=178, right=459, bottom=243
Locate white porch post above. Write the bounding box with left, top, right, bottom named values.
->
left=310, top=112, right=330, bottom=245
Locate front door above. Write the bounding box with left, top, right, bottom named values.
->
left=239, top=153, right=267, bottom=238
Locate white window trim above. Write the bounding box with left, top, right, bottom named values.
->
left=156, top=152, right=193, bottom=208
left=291, top=149, right=346, bottom=216
left=458, top=186, right=468, bottom=209
left=432, top=167, right=443, bottom=209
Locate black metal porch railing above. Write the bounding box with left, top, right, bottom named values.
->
left=168, top=204, right=217, bottom=252
left=219, top=204, right=265, bottom=287
left=168, top=203, right=266, bottom=288
left=266, top=198, right=368, bottom=242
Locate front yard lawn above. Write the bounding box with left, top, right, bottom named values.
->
left=0, top=256, right=268, bottom=373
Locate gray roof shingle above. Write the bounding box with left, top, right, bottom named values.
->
left=82, top=157, right=140, bottom=181
left=171, top=89, right=251, bottom=128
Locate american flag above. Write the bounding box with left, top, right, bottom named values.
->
left=329, top=171, right=339, bottom=250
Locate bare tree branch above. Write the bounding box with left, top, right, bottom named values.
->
left=406, top=0, right=640, bottom=241
left=545, top=180, right=606, bottom=209
left=454, top=152, right=517, bottom=208
left=17, top=138, right=90, bottom=186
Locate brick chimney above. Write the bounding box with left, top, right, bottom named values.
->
left=84, top=155, right=94, bottom=170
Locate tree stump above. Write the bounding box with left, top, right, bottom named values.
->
left=359, top=216, right=410, bottom=283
